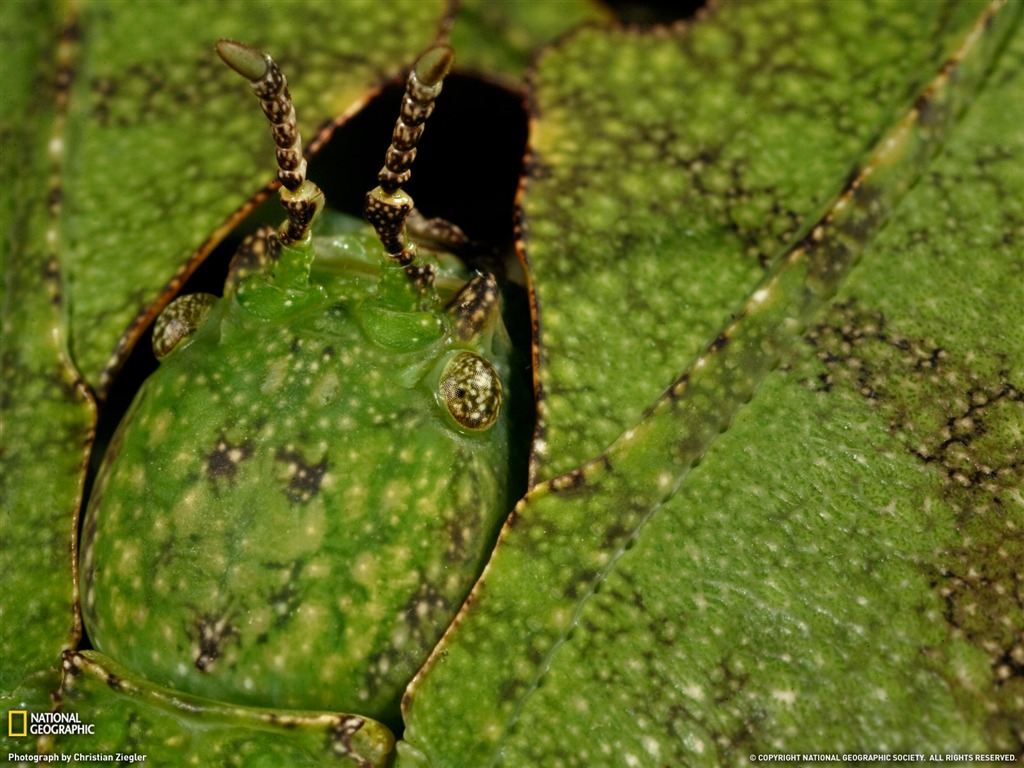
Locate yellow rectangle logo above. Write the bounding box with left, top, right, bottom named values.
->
left=8, top=710, right=27, bottom=737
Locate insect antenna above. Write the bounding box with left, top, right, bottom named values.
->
left=364, top=45, right=454, bottom=290
left=215, top=40, right=324, bottom=246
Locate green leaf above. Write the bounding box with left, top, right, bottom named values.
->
left=1, top=2, right=95, bottom=757
left=400, top=2, right=1022, bottom=764
left=523, top=0, right=1005, bottom=480
left=449, top=0, right=610, bottom=84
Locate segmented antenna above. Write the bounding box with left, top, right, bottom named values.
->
left=216, top=40, right=324, bottom=245
left=364, top=46, right=454, bottom=288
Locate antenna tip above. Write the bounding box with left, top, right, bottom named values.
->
left=414, top=45, right=454, bottom=87
left=216, top=39, right=269, bottom=81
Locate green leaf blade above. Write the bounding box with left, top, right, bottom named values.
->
left=448, top=0, right=611, bottom=83
left=1, top=2, right=96, bottom=756
left=522, top=0, right=1000, bottom=481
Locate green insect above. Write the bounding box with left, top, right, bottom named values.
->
left=2, top=2, right=1021, bottom=765
left=81, top=39, right=524, bottom=728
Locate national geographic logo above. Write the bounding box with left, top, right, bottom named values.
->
left=8, top=711, right=26, bottom=737
left=7, top=710, right=95, bottom=736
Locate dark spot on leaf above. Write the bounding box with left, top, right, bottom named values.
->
left=193, top=612, right=238, bottom=673
left=274, top=446, right=328, bottom=505
left=206, top=436, right=254, bottom=485
left=47, top=185, right=63, bottom=212
left=105, top=672, right=124, bottom=692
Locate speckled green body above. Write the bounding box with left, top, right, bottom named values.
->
left=81, top=219, right=519, bottom=724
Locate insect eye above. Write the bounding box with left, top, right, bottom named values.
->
left=438, top=351, right=502, bottom=431
left=152, top=293, right=218, bottom=360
